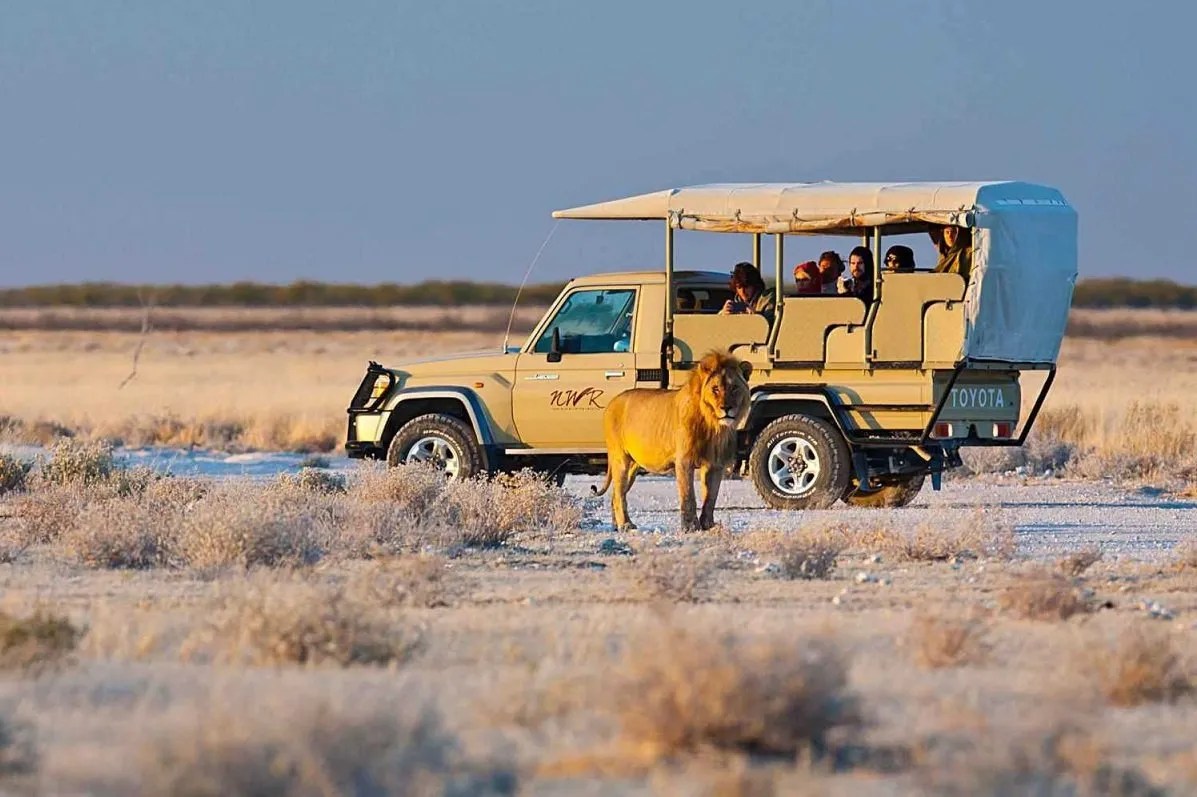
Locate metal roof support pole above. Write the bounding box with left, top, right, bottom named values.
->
left=664, top=218, right=675, bottom=351
left=864, top=225, right=882, bottom=364
left=773, top=232, right=784, bottom=312
left=752, top=233, right=761, bottom=269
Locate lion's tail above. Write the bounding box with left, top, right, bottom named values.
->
left=591, top=467, right=613, bottom=497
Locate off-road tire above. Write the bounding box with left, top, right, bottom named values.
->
left=749, top=414, right=851, bottom=510
left=387, top=414, right=485, bottom=481
left=841, top=472, right=926, bottom=508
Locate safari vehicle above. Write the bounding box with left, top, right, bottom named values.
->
left=346, top=181, right=1077, bottom=509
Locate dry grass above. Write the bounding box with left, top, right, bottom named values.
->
left=182, top=576, right=420, bottom=667
left=346, top=555, right=457, bottom=609
left=1057, top=546, right=1104, bottom=577
left=741, top=526, right=845, bottom=580
left=0, top=608, right=81, bottom=672
left=1089, top=624, right=1194, bottom=707
left=136, top=700, right=515, bottom=797
left=629, top=549, right=721, bottom=603
left=0, top=454, right=29, bottom=495
left=908, top=612, right=990, bottom=669
left=608, top=624, right=857, bottom=761
left=174, top=488, right=326, bottom=571
left=1172, top=540, right=1197, bottom=572
left=998, top=570, right=1092, bottom=621
left=60, top=499, right=176, bottom=569
left=857, top=512, right=1016, bottom=562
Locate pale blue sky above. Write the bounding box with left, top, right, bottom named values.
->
left=1, top=1, right=1193, bottom=287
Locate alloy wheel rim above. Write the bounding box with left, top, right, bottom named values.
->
left=766, top=435, right=821, bottom=496
left=405, top=436, right=461, bottom=479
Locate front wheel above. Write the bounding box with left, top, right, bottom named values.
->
left=841, top=472, right=926, bottom=508
left=748, top=415, right=851, bottom=510
left=387, top=414, right=485, bottom=481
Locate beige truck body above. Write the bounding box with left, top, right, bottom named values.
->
left=346, top=181, right=1076, bottom=508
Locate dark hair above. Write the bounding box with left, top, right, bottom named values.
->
left=817, top=251, right=844, bottom=272
left=729, top=261, right=765, bottom=294
left=848, top=246, right=873, bottom=280
left=883, top=245, right=916, bottom=272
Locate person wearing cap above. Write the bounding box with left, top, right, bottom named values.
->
left=720, top=262, right=775, bottom=325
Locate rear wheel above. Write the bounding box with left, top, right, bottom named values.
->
left=841, top=472, right=926, bottom=508
left=749, top=415, right=851, bottom=510
left=387, top=414, right=485, bottom=482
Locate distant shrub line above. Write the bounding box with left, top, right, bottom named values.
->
left=0, top=277, right=1193, bottom=308
left=0, top=280, right=566, bottom=308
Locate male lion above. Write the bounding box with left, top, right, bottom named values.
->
left=594, top=350, right=752, bottom=531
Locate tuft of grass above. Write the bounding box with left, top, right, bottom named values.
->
left=1089, top=624, right=1193, bottom=707
left=744, top=527, right=845, bottom=580
left=629, top=549, right=721, bottom=603
left=11, top=487, right=85, bottom=545
left=60, top=499, right=177, bottom=569
left=37, top=438, right=117, bottom=488
left=347, top=555, right=456, bottom=609
left=852, top=512, right=1015, bottom=562
left=0, top=454, right=31, bottom=495
left=174, top=487, right=325, bottom=571
left=610, top=624, right=857, bottom=761
left=0, top=608, right=82, bottom=672
left=998, top=570, right=1092, bottom=621
left=138, top=701, right=515, bottom=797
left=185, top=576, right=420, bottom=667
left=1057, top=546, right=1103, bottom=577
left=908, top=613, right=989, bottom=669
left=1172, top=540, right=1197, bottom=572
left=275, top=467, right=347, bottom=494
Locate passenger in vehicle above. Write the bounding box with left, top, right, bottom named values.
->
left=840, top=246, right=875, bottom=303
left=720, top=261, right=775, bottom=325
left=933, top=226, right=973, bottom=282
left=793, top=261, right=821, bottom=295
left=883, top=245, right=916, bottom=273
left=676, top=288, right=698, bottom=312
left=817, top=251, right=845, bottom=294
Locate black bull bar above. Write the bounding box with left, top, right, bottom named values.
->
left=920, top=363, right=1057, bottom=447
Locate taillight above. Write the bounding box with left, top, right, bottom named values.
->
left=932, top=422, right=953, bottom=439
left=993, top=422, right=1013, bottom=438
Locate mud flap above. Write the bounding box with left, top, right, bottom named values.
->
left=852, top=450, right=870, bottom=489
left=931, top=470, right=942, bottom=491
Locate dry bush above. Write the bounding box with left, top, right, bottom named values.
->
left=36, top=438, right=118, bottom=488
left=1088, top=624, right=1193, bottom=707
left=0, top=608, right=81, bottom=672
left=908, top=613, right=989, bottom=669
left=346, top=555, right=456, bottom=609
left=998, top=570, right=1091, bottom=621
left=184, top=576, right=420, bottom=667
left=10, top=486, right=85, bottom=545
left=610, top=624, right=857, bottom=760
left=137, top=701, right=515, bottom=797
left=858, top=512, right=1015, bottom=562
left=274, top=467, right=347, bottom=495
left=1057, top=546, right=1103, bottom=577
left=0, top=453, right=30, bottom=495
left=743, top=527, right=846, bottom=580
left=174, top=487, right=325, bottom=571
left=351, top=465, right=581, bottom=549
left=1068, top=403, right=1197, bottom=483
left=629, top=549, right=721, bottom=603
left=60, top=498, right=177, bottom=569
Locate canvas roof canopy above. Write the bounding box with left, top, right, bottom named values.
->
left=553, top=181, right=1070, bottom=235
left=553, top=181, right=1078, bottom=365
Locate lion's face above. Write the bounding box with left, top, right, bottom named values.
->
left=696, top=353, right=752, bottom=429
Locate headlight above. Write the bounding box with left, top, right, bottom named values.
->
left=369, top=374, right=390, bottom=401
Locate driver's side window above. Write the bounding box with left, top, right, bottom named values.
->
left=532, top=288, right=636, bottom=354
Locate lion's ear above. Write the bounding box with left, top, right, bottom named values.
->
left=739, top=361, right=753, bottom=382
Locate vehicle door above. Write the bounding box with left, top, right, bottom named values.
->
left=512, top=287, right=638, bottom=448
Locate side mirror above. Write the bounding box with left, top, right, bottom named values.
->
left=547, top=327, right=562, bottom=363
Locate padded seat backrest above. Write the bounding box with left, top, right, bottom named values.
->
left=672, top=313, right=770, bottom=364
left=871, top=273, right=965, bottom=363
left=770, top=297, right=866, bottom=363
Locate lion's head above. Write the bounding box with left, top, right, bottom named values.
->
left=688, top=351, right=753, bottom=429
